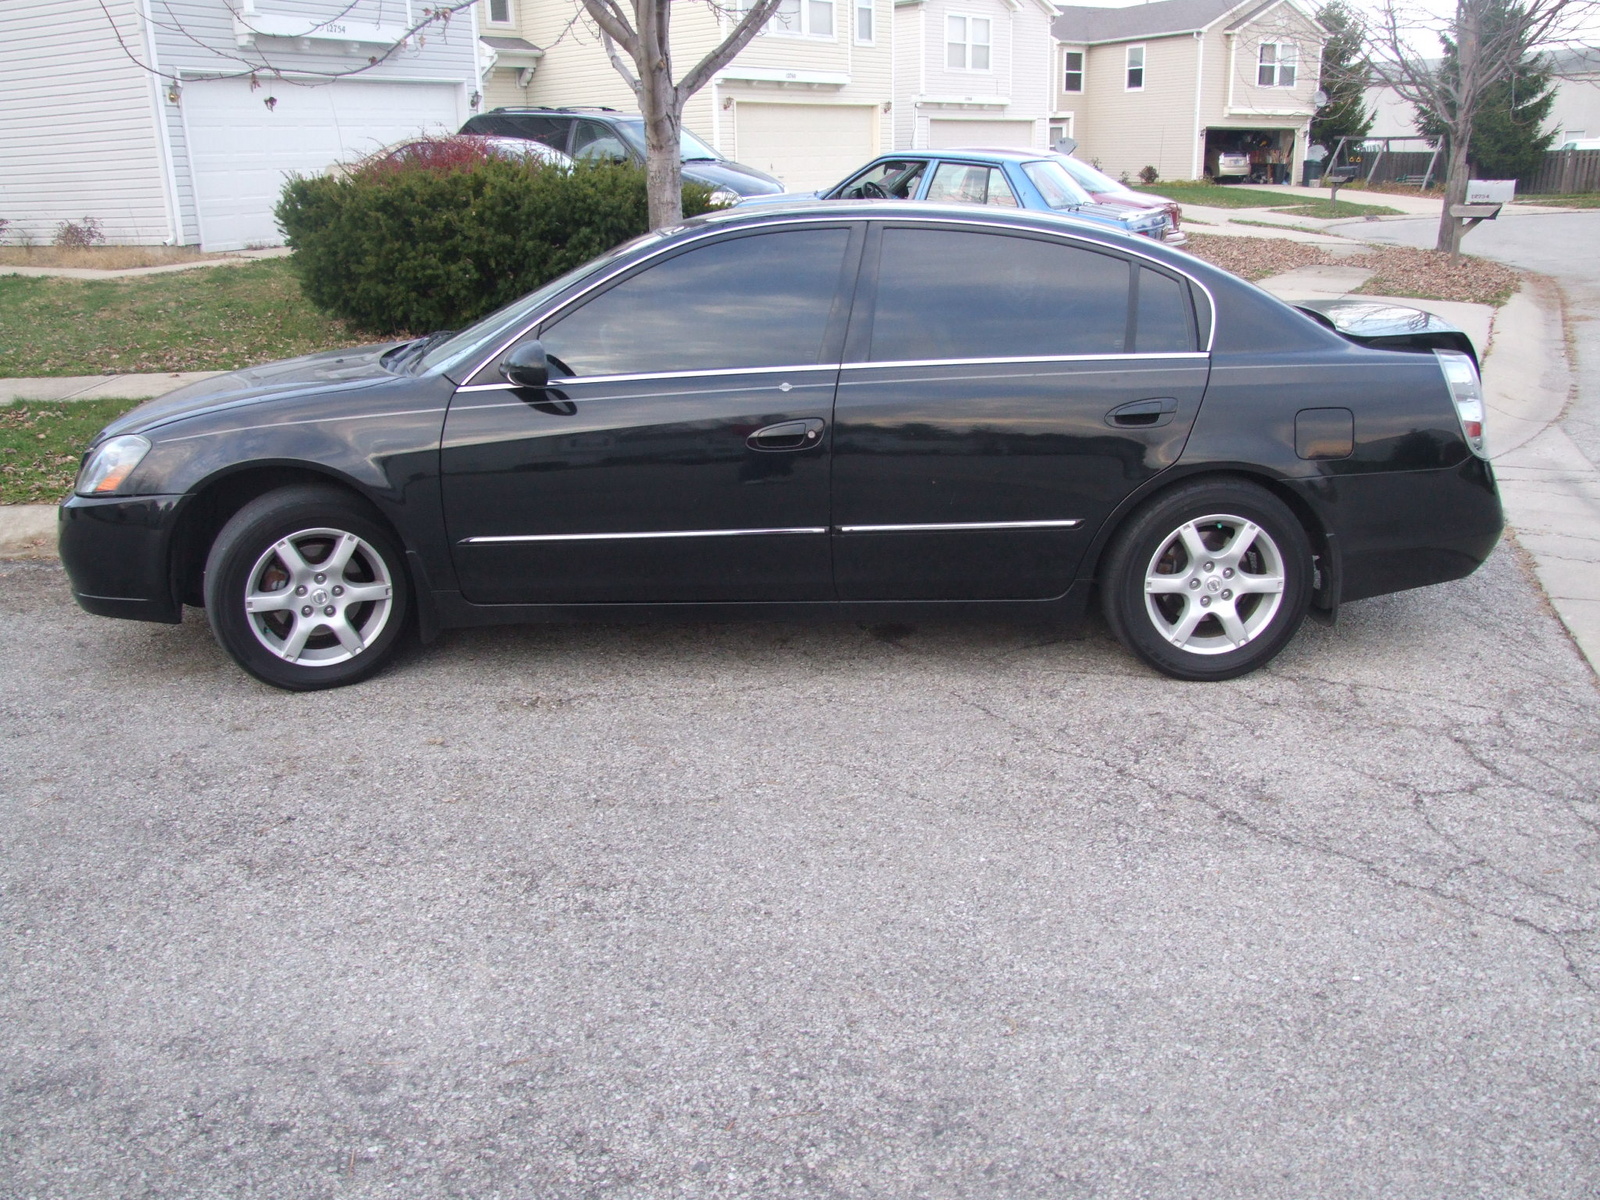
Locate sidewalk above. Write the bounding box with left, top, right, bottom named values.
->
left=0, top=246, right=289, bottom=281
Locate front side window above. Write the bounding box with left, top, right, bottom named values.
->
left=946, top=15, right=992, bottom=70
left=540, top=229, right=851, bottom=377
left=835, top=159, right=927, bottom=198
left=769, top=0, right=835, bottom=37
left=1257, top=43, right=1298, bottom=87
left=1063, top=50, right=1084, bottom=92
left=925, top=162, right=1019, bottom=207
left=1126, top=45, right=1145, bottom=90
left=869, top=229, right=1132, bottom=361
left=570, top=120, right=631, bottom=163
left=856, top=0, right=873, bottom=43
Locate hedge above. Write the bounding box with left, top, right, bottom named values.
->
left=274, top=159, right=723, bottom=334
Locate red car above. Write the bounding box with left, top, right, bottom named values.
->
left=1051, top=154, right=1185, bottom=245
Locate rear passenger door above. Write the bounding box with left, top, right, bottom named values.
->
left=831, top=223, right=1209, bottom=600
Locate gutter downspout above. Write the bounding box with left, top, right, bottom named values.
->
left=1191, top=30, right=1204, bottom=179
left=1225, top=30, right=1236, bottom=115
left=141, top=0, right=182, bottom=245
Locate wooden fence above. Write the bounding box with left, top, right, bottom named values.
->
left=1521, top=149, right=1600, bottom=195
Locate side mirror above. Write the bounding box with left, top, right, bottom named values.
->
left=502, top=340, right=549, bottom=389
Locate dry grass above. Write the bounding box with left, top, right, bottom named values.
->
left=1182, top=233, right=1521, bottom=305
left=0, top=245, right=230, bottom=270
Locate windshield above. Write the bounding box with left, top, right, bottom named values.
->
left=415, top=228, right=674, bottom=377
left=1020, top=160, right=1092, bottom=209
left=1051, top=154, right=1132, bottom=195
left=615, top=120, right=723, bottom=163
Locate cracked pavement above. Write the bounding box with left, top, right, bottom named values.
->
left=4, top=541, right=1600, bottom=1198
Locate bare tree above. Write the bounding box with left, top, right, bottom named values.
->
left=578, top=0, right=786, bottom=228
left=1363, top=0, right=1599, bottom=253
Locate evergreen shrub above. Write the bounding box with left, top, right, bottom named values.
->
left=275, top=158, right=721, bottom=334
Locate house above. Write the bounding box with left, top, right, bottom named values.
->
left=0, top=0, right=481, bottom=249
left=1051, top=0, right=1327, bottom=184
left=481, top=0, right=1058, bottom=191
left=1364, top=48, right=1600, bottom=147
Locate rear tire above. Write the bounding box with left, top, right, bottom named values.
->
left=203, top=485, right=410, bottom=691
left=1101, top=479, right=1312, bottom=681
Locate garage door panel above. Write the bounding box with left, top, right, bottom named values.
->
left=929, top=120, right=1036, bottom=150
left=734, top=103, right=875, bottom=193
left=184, top=79, right=459, bottom=250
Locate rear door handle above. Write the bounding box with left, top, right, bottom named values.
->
left=1106, top=397, right=1179, bottom=428
left=747, top=418, right=826, bottom=452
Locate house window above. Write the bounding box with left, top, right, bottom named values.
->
left=486, top=0, right=513, bottom=23
left=946, top=16, right=991, bottom=71
left=1063, top=50, right=1084, bottom=93
left=856, top=0, right=873, bottom=42
left=1125, top=45, right=1145, bottom=90
left=771, top=0, right=835, bottom=37
left=1049, top=117, right=1073, bottom=149
left=1257, top=43, right=1298, bottom=87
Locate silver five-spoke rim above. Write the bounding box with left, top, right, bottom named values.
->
left=1143, top=513, right=1285, bottom=656
left=243, top=527, right=394, bottom=666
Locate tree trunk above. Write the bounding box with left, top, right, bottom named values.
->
left=634, top=0, right=684, bottom=230
left=1435, top=132, right=1472, bottom=254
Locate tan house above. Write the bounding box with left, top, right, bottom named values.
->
left=1051, top=0, right=1327, bottom=184
left=477, top=0, right=896, bottom=190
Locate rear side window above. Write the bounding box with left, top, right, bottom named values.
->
left=1134, top=267, right=1196, bottom=353
left=541, top=228, right=852, bottom=376
left=471, top=114, right=570, bottom=151
left=868, top=228, right=1130, bottom=360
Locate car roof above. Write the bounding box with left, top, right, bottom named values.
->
left=870, top=148, right=1047, bottom=164
left=479, top=106, right=637, bottom=119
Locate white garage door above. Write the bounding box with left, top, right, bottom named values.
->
left=733, top=103, right=877, bottom=193
left=183, top=78, right=462, bottom=250
left=929, top=120, right=1036, bottom=151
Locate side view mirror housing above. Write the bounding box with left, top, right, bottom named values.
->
left=502, top=340, right=550, bottom=389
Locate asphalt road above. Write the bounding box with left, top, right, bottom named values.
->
left=4, top=544, right=1600, bottom=1198
left=1350, top=210, right=1600, bottom=465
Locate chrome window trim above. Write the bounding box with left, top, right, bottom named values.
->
left=457, top=212, right=1219, bottom=383
left=456, top=363, right=835, bottom=392
left=837, top=519, right=1082, bottom=534
left=839, top=352, right=1208, bottom=371
left=461, top=526, right=828, bottom=545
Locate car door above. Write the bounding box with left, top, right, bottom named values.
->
left=440, top=222, right=862, bottom=605
left=832, top=222, right=1210, bottom=600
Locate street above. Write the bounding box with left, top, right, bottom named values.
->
left=4, top=538, right=1600, bottom=1196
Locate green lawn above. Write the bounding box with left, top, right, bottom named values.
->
left=1515, top=193, right=1600, bottom=208
left=1, top=398, right=144, bottom=504
left=1131, top=182, right=1401, bottom=217
left=0, top=259, right=365, bottom=377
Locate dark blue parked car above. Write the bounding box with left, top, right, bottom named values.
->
left=742, top=148, right=1178, bottom=242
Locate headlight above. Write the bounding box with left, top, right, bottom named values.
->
left=708, top=187, right=741, bottom=207
left=75, top=435, right=151, bottom=496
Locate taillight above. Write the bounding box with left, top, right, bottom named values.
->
left=1435, top=349, right=1487, bottom=457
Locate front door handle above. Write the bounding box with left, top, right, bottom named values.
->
left=747, top=418, right=826, bottom=452
left=1106, top=397, right=1179, bottom=428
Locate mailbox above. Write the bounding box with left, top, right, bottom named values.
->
left=1466, top=180, right=1516, bottom=204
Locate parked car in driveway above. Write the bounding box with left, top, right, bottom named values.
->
left=744, top=149, right=1178, bottom=243
left=60, top=201, right=1501, bottom=690
left=459, top=106, right=784, bottom=201
left=1048, top=153, right=1186, bottom=243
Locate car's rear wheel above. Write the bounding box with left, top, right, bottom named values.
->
left=203, top=486, right=409, bottom=690
left=1101, top=479, right=1313, bottom=681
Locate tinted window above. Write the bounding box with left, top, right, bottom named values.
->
left=571, top=119, right=632, bottom=163
left=1134, top=268, right=1195, bottom=353
left=869, top=229, right=1130, bottom=361
left=541, top=229, right=851, bottom=377
left=486, top=114, right=570, bottom=151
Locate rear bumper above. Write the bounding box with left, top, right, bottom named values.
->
left=58, top=494, right=184, bottom=624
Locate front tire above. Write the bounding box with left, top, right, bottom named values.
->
left=203, top=485, right=410, bottom=691
left=1101, top=479, right=1313, bottom=681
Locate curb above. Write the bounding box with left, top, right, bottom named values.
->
left=0, top=505, right=57, bottom=559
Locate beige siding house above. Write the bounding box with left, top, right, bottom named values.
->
left=486, top=0, right=896, bottom=190
left=1052, top=0, right=1326, bottom=184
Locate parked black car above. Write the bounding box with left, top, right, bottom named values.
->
left=459, top=106, right=785, bottom=198
left=61, top=203, right=1501, bottom=689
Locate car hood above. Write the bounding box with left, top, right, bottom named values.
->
left=682, top=159, right=785, bottom=196
left=100, top=342, right=407, bottom=440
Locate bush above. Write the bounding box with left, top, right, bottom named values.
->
left=53, top=217, right=104, bottom=248
left=1138, top=165, right=1160, bottom=185
left=275, top=158, right=723, bottom=334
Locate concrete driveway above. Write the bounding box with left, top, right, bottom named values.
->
left=4, top=544, right=1600, bottom=1197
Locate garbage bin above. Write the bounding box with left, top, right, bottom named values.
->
left=1302, top=160, right=1325, bottom=187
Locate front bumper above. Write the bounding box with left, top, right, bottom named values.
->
left=58, top=493, right=184, bottom=623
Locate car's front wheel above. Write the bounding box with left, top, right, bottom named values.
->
left=203, top=485, right=409, bottom=690
left=1101, top=479, right=1313, bottom=681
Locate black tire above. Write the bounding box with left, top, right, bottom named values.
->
left=202, top=485, right=410, bottom=691
left=1100, top=479, right=1313, bottom=682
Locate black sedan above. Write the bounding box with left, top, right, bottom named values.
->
left=60, top=203, right=1502, bottom=690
